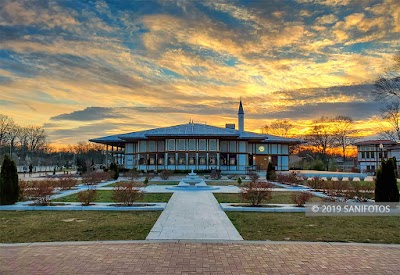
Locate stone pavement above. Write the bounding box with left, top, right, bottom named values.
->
left=146, top=192, right=243, bottom=240
left=1, top=241, right=400, bottom=274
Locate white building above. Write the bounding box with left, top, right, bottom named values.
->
left=90, top=101, right=302, bottom=174
left=355, top=140, right=400, bottom=174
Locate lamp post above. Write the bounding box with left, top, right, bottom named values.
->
left=379, top=143, right=384, bottom=162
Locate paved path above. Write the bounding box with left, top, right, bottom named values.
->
left=146, top=192, right=243, bottom=240
left=1, top=241, right=400, bottom=274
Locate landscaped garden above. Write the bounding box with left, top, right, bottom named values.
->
left=227, top=212, right=400, bottom=243
left=214, top=192, right=324, bottom=204
left=53, top=191, right=172, bottom=203
left=0, top=211, right=160, bottom=243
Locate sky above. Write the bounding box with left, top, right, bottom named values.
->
left=0, top=0, right=399, bottom=147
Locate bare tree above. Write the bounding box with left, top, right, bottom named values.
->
left=305, top=117, right=336, bottom=170
left=26, top=126, right=47, bottom=152
left=332, top=116, right=357, bottom=162
left=7, top=124, right=21, bottom=159
left=263, top=119, right=294, bottom=137
left=0, top=114, right=14, bottom=158
left=374, top=54, right=400, bottom=100
left=379, top=102, right=400, bottom=142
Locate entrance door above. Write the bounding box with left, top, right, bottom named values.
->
left=255, top=155, right=269, bottom=171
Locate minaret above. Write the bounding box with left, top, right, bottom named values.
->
left=238, top=99, right=244, bottom=132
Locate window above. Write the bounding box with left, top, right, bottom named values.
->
left=229, top=154, right=237, bottom=165
left=148, top=141, right=156, bottom=152
left=209, top=153, right=217, bottom=165
left=370, top=152, right=374, bottom=159
left=361, top=152, right=365, bottom=159
left=168, top=139, right=175, bottom=151
left=157, top=140, right=165, bottom=152
left=168, top=156, right=175, bottom=165
left=209, top=139, right=217, bottom=151
left=220, top=153, right=228, bottom=165
left=148, top=154, right=156, bottom=165
left=188, top=153, right=196, bottom=165
left=229, top=141, right=236, bottom=152
left=178, top=153, right=186, bottom=164
left=199, top=153, right=206, bottom=165
left=177, top=139, right=185, bottom=151
left=220, top=141, right=228, bottom=152
left=139, top=154, right=146, bottom=165
left=188, top=139, right=196, bottom=150
left=199, top=139, right=206, bottom=151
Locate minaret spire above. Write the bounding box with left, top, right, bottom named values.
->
left=238, top=99, right=244, bottom=131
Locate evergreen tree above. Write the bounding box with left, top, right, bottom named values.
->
left=375, top=158, right=399, bottom=202
left=109, top=162, right=119, bottom=180
left=266, top=162, right=276, bottom=181
left=0, top=155, right=20, bottom=205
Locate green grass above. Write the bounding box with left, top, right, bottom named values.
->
left=104, top=181, right=178, bottom=187
left=227, top=212, right=400, bottom=243
left=213, top=192, right=324, bottom=204
left=53, top=191, right=172, bottom=203
left=0, top=211, right=160, bottom=243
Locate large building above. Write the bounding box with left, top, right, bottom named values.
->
left=90, top=101, right=302, bottom=174
left=355, top=140, right=400, bottom=174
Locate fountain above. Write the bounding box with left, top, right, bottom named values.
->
left=166, top=170, right=219, bottom=191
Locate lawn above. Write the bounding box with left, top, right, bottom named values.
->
left=227, top=212, right=400, bottom=243
left=53, top=191, right=172, bottom=203
left=213, top=192, right=324, bottom=204
left=0, top=211, right=160, bottom=243
left=104, top=181, right=178, bottom=187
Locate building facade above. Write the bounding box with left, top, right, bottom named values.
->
left=355, top=140, right=400, bottom=174
left=90, top=102, right=302, bottom=174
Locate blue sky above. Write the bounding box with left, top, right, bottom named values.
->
left=0, top=0, right=399, bottom=146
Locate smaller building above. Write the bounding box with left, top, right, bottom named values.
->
left=355, top=140, right=400, bottom=174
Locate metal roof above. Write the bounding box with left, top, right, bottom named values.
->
left=91, top=123, right=303, bottom=144
left=354, top=140, right=398, bottom=146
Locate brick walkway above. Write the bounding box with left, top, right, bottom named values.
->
left=1, top=241, right=400, bottom=274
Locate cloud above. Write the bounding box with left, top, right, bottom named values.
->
left=51, top=107, right=129, bottom=121
left=0, top=0, right=398, bottom=145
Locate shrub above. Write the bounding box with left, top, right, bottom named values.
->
left=57, top=175, right=78, bottom=190
left=240, top=180, right=273, bottom=206
left=291, top=192, right=313, bottom=207
left=276, top=171, right=302, bottom=185
left=143, top=177, right=149, bottom=185
left=146, top=172, right=156, bottom=180
left=210, top=169, right=221, bottom=180
left=266, top=162, right=276, bottom=181
left=112, top=182, right=143, bottom=206
left=18, top=180, right=30, bottom=201
left=310, top=159, right=325, bottom=171
left=306, top=176, right=325, bottom=189
left=248, top=171, right=259, bottom=182
left=78, top=188, right=97, bottom=206
left=109, top=163, right=119, bottom=180
left=375, top=158, right=399, bottom=202
left=126, top=169, right=140, bottom=180
left=0, top=155, right=19, bottom=205
left=82, top=171, right=111, bottom=185
left=333, top=181, right=350, bottom=197
left=160, top=169, right=173, bottom=180
left=28, top=180, right=55, bottom=205
left=237, top=177, right=242, bottom=185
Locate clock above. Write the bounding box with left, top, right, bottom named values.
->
left=258, top=146, right=265, bottom=152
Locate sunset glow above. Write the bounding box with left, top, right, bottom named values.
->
left=0, top=0, right=399, bottom=146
